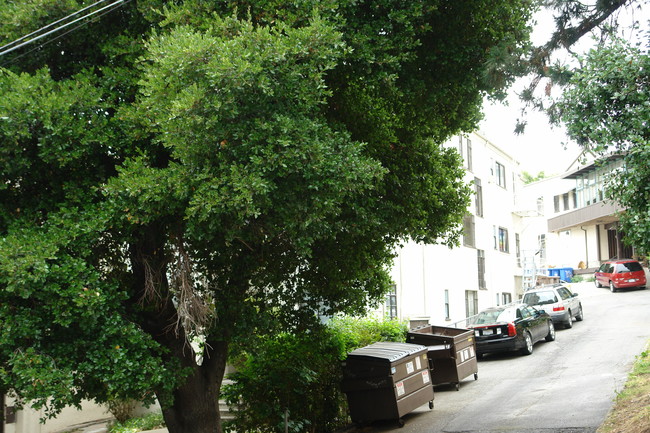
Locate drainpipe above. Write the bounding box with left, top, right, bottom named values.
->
left=596, top=224, right=601, bottom=265
left=581, top=226, right=588, bottom=268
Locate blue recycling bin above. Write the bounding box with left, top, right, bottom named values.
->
left=548, top=268, right=573, bottom=282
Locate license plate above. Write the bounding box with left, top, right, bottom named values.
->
left=628, top=279, right=637, bottom=282
left=482, top=328, right=494, bottom=336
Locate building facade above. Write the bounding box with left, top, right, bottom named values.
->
left=379, top=132, right=524, bottom=327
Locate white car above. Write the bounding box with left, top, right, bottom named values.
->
left=522, top=284, right=583, bottom=329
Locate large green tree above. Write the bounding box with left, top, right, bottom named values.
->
left=554, top=37, right=650, bottom=255
left=1, top=1, right=535, bottom=432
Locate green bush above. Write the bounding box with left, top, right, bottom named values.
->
left=327, top=315, right=408, bottom=353
left=223, top=316, right=408, bottom=433
left=108, top=412, right=165, bottom=433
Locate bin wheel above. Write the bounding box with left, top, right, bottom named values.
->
left=398, top=418, right=405, bottom=428
left=455, top=383, right=460, bottom=391
left=429, top=400, right=434, bottom=410
left=474, top=372, right=478, bottom=380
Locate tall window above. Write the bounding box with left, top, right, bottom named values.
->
left=465, top=290, right=479, bottom=318
left=537, top=197, right=544, bottom=214
left=463, top=214, right=475, bottom=248
left=563, top=193, right=570, bottom=211
left=498, top=227, right=509, bottom=253
left=502, top=293, right=512, bottom=305
left=385, top=284, right=397, bottom=319
left=515, top=233, right=521, bottom=267
left=474, top=177, right=483, bottom=217
left=458, top=136, right=464, bottom=160
left=477, top=250, right=486, bottom=289
left=444, top=290, right=450, bottom=320
left=554, top=195, right=560, bottom=212
left=466, top=139, right=473, bottom=172
left=495, top=161, right=506, bottom=188
left=538, top=234, right=546, bottom=261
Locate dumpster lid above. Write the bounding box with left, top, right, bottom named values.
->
left=346, top=342, right=427, bottom=363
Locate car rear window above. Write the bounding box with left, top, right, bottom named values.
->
left=472, top=308, right=516, bottom=325
left=523, top=291, right=558, bottom=305
left=616, top=262, right=643, bottom=273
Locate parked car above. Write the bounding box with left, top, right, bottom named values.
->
left=522, top=284, right=583, bottom=329
left=468, top=304, right=554, bottom=357
left=594, top=259, right=647, bottom=292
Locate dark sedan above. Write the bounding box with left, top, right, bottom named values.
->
left=468, top=304, right=555, bottom=357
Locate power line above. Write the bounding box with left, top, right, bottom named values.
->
left=0, top=0, right=127, bottom=59
left=0, top=0, right=115, bottom=53
left=0, top=0, right=133, bottom=68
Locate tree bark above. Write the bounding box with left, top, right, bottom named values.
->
left=158, top=340, right=229, bottom=433
left=127, top=225, right=231, bottom=433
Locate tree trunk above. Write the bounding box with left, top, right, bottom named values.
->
left=128, top=226, right=231, bottom=433
left=158, top=340, right=229, bottom=433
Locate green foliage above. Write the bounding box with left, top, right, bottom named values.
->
left=556, top=38, right=650, bottom=255
left=327, top=316, right=408, bottom=353
left=223, top=316, right=407, bottom=433
left=223, top=327, right=348, bottom=433
left=521, top=171, right=547, bottom=184
left=108, top=412, right=165, bottom=433
left=0, top=1, right=536, bottom=431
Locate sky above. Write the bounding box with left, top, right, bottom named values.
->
left=478, top=94, right=582, bottom=177
left=476, top=2, right=648, bottom=177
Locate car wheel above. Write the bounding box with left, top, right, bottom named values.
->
left=575, top=305, right=584, bottom=321
left=609, top=280, right=617, bottom=293
left=545, top=321, right=556, bottom=341
left=520, top=332, right=534, bottom=355
left=565, top=311, right=573, bottom=329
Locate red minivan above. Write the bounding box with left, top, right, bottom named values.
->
left=594, top=259, right=647, bottom=292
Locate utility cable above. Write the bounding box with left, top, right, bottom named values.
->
left=0, top=0, right=126, bottom=58
left=0, top=0, right=114, bottom=53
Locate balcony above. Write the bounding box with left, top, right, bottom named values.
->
left=547, top=200, right=623, bottom=232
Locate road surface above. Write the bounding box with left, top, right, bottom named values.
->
left=362, top=281, right=650, bottom=433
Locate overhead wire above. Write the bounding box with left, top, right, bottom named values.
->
left=0, top=0, right=129, bottom=60
left=0, top=0, right=115, bottom=54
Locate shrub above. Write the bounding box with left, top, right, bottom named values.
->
left=223, top=316, right=407, bottom=433
left=108, top=412, right=165, bottom=433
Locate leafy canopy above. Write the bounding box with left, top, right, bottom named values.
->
left=555, top=37, right=650, bottom=254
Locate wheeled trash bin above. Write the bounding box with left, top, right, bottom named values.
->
left=341, top=342, right=434, bottom=426
left=407, top=325, right=478, bottom=391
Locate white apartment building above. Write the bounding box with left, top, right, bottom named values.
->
left=380, top=132, right=524, bottom=327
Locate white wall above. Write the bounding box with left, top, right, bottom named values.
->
left=387, top=132, right=522, bottom=326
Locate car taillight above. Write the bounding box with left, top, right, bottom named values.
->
left=507, top=323, right=517, bottom=337
left=553, top=305, right=565, bottom=312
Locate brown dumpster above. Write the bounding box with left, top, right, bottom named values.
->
left=406, top=325, right=478, bottom=391
left=341, top=342, right=434, bottom=426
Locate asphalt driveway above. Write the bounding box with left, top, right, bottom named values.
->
left=361, top=281, right=650, bottom=433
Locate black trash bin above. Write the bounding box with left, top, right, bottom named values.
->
left=407, top=325, right=478, bottom=391
left=341, top=342, right=434, bottom=426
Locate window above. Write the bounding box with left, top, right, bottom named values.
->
left=444, top=289, right=450, bottom=320
left=502, top=293, right=512, bottom=305
left=477, top=250, right=486, bottom=289
left=495, top=161, right=506, bottom=188
left=563, top=193, right=570, bottom=211
left=385, top=284, right=397, bottom=319
left=537, top=197, right=544, bottom=214
left=554, top=195, right=560, bottom=213
left=463, top=214, right=475, bottom=247
left=465, top=290, right=479, bottom=318
left=458, top=136, right=464, bottom=160
left=498, top=227, right=509, bottom=253
left=538, top=234, right=546, bottom=261
left=474, top=177, right=483, bottom=217
left=515, top=233, right=521, bottom=267
left=466, top=139, right=473, bottom=172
